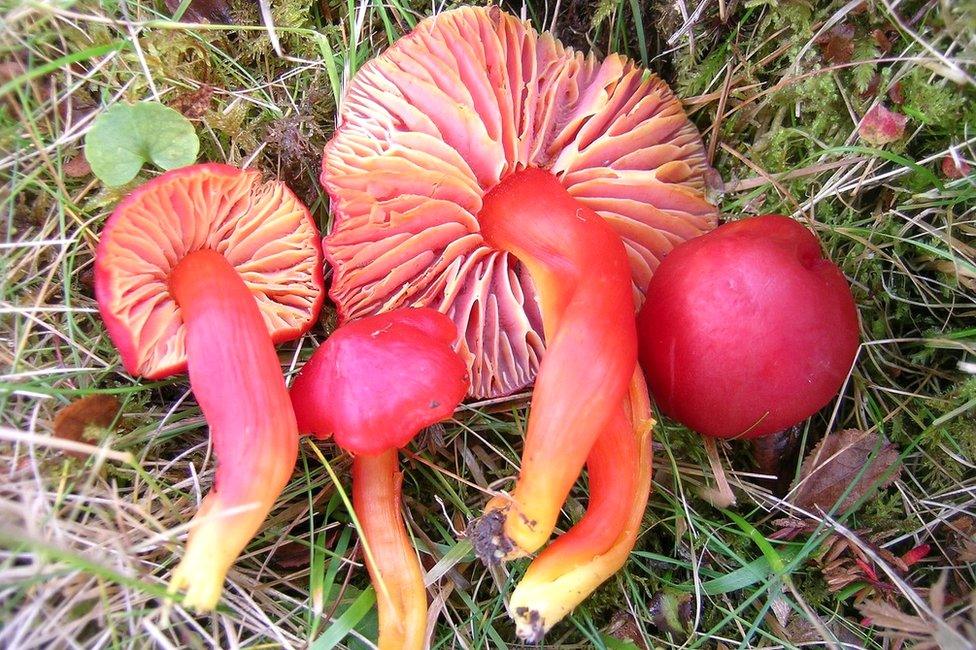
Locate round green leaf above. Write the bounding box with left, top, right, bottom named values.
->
left=84, top=102, right=200, bottom=186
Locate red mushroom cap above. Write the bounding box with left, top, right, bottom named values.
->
left=322, top=6, right=718, bottom=398
left=637, top=215, right=860, bottom=439
left=290, top=308, right=469, bottom=456
left=95, top=163, right=324, bottom=379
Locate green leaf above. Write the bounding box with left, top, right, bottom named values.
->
left=599, top=633, right=641, bottom=650
left=311, top=587, right=377, bottom=650
left=84, top=102, right=199, bottom=186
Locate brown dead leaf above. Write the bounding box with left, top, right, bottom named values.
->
left=858, top=574, right=975, bottom=650
left=63, top=154, right=91, bottom=178
left=169, top=85, right=214, bottom=118
left=770, top=517, right=818, bottom=541
left=0, top=60, right=26, bottom=82
left=648, top=591, right=692, bottom=637
left=606, top=610, right=649, bottom=649
left=872, top=28, right=896, bottom=54
left=751, top=425, right=802, bottom=496
left=887, top=81, right=904, bottom=105
left=947, top=516, right=976, bottom=563
left=860, top=72, right=882, bottom=100
left=816, top=24, right=855, bottom=64
left=273, top=540, right=313, bottom=569
left=52, top=395, right=121, bottom=458
left=163, top=0, right=235, bottom=22
left=791, top=429, right=901, bottom=515
left=783, top=613, right=861, bottom=646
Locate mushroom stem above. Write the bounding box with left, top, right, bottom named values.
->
left=473, top=168, right=637, bottom=560
left=352, top=449, right=427, bottom=650
left=168, top=249, right=299, bottom=610
left=508, top=370, right=654, bottom=641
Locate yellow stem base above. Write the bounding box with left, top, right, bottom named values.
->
left=506, top=373, right=654, bottom=641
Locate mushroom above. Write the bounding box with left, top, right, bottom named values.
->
left=320, top=6, right=717, bottom=637
left=95, top=163, right=324, bottom=609
left=637, top=215, right=859, bottom=502
left=471, top=168, right=639, bottom=556
left=468, top=168, right=655, bottom=640
left=506, top=370, right=654, bottom=641
left=322, top=5, right=718, bottom=400
left=289, top=308, right=469, bottom=650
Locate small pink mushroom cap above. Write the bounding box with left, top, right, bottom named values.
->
left=290, top=308, right=470, bottom=456
left=322, top=6, right=718, bottom=398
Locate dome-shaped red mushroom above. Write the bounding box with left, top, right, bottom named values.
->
left=637, top=215, right=860, bottom=440
left=323, top=5, right=718, bottom=399
left=95, top=163, right=323, bottom=609
left=290, top=308, right=469, bottom=650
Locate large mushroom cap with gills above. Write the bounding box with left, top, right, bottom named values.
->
left=323, top=6, right=718, bottom=399
left=95, top=163, right=324, bottom=379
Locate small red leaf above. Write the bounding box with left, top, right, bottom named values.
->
left=900, top=543, right=930, bottom=567
left=854, top=558, right=878, bottom=582
left=941, top=156, right=971, bottom=179
left=859, top=105, right=907, bottom=146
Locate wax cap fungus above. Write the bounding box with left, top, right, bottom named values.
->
left=322, top=6, right=717, bottom=398
left=96, top=162, right=324, bottom=379
left=290, top=308, right=469, bottom=455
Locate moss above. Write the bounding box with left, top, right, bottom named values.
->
left=749, top=0, right=814, bottom=38
left=656, top=422, right=709, bottom=466
left=795, top=570, right=831, bottom=610
left=140, top=31, right=211, bottom=83
left=851, top=40, right=879, bottom=95
left=855, top=490, right=915, bottom=534
left=231, top=0, right=318, bottom=63
left=917, top=381, right=976, bottom=489
left=200, top=102, right=259, bottom=161
left=900, top=68, right=968, bottom=130
left=675, top=45, right=728, bottom=98
left=591, top=0, right=619, bottom=31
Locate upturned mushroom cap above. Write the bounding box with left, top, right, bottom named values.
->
left=95, top=163, right=324, bottom=379
left=290, top=308, right=469, bottom=456
left=323, top=6, right=718, bottom=398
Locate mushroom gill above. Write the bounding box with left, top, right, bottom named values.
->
left=322, top=6, right=718, bottom=399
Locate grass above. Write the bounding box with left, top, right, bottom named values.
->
left=1, top=0, right=974, bottom=647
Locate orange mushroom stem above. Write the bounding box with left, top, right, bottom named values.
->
left=166, top=250, right=300, bottom=608
left=508, top=370, right=653, bottom=641
left=94, top=164, right=323, bottom=610
left=290, top=309, right=469, bottom=650
left=472, top=167, right=638, bottom=560
left=352, top=450, right=428, bottom=649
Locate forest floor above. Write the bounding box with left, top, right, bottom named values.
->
left=1, top=0, right=974, bottom=648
